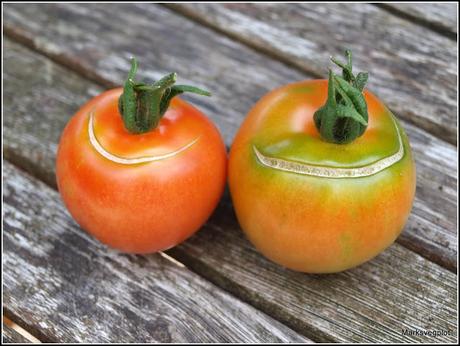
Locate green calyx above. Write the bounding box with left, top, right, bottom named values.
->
left=118, top=58, right=211, bottom=134
left=313, top=50, right=369, bottom=144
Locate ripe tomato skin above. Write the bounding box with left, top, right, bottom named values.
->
left=56, top=88, right=227, bottom=254
left=229, top=80, right=416, bottom=273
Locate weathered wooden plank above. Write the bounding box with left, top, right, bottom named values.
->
left=2, top=323, right=33, bottom=343
left=3, top=40, right=458, bottom=342
left=377, top=3, right=457, bottom=37
left=3, top=3, right=457, bottom=270
left=3, top=161, right=310, bottom=343
left=167, top=3, right=458, bottom=145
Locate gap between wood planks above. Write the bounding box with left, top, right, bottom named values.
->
left=3, top=26, right=117, bottom=90
left=3, top=20, right=317, bottom=93
left=3, top=316, right=42, bottom=343
left=2, top=27, right=457, bottom=274
left=374, top=3, right=457, bottom=40
left=161, top=3, right=325, bottom=80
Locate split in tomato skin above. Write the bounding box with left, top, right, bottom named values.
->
left=56, top=62, right=227, bottom=254
left=229, top=53, right=416, bottom=273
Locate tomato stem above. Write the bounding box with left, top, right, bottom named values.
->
left=313, top=50, right=369, bottom=144
left=118, top=58, right=211, bottom=134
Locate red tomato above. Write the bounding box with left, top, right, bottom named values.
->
left=229, top=52, right=416, bottom=273
left=56, top=62, right=226, bottom=254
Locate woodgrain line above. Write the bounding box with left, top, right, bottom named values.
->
left=375, top=3, right=457, bottom=39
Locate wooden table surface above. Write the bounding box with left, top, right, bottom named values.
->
left=2, top=3, right=457, bottom=343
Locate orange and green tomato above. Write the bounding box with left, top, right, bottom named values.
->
left=229, top=80, right=416, bottom=273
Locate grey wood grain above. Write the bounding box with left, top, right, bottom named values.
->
left=3, top=40, right=458, bottom=343
left=377, top=3, right=457, bottom=36
left=167, top=3, right=458, bottom=145
left=3, top=161, right=310, bottom=344
left=2, top=3, right=457, bottom=270
left=2, top=324, right=32, bottom=343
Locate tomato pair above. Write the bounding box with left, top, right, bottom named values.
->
left=57, top=52, right=415, bottom=273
